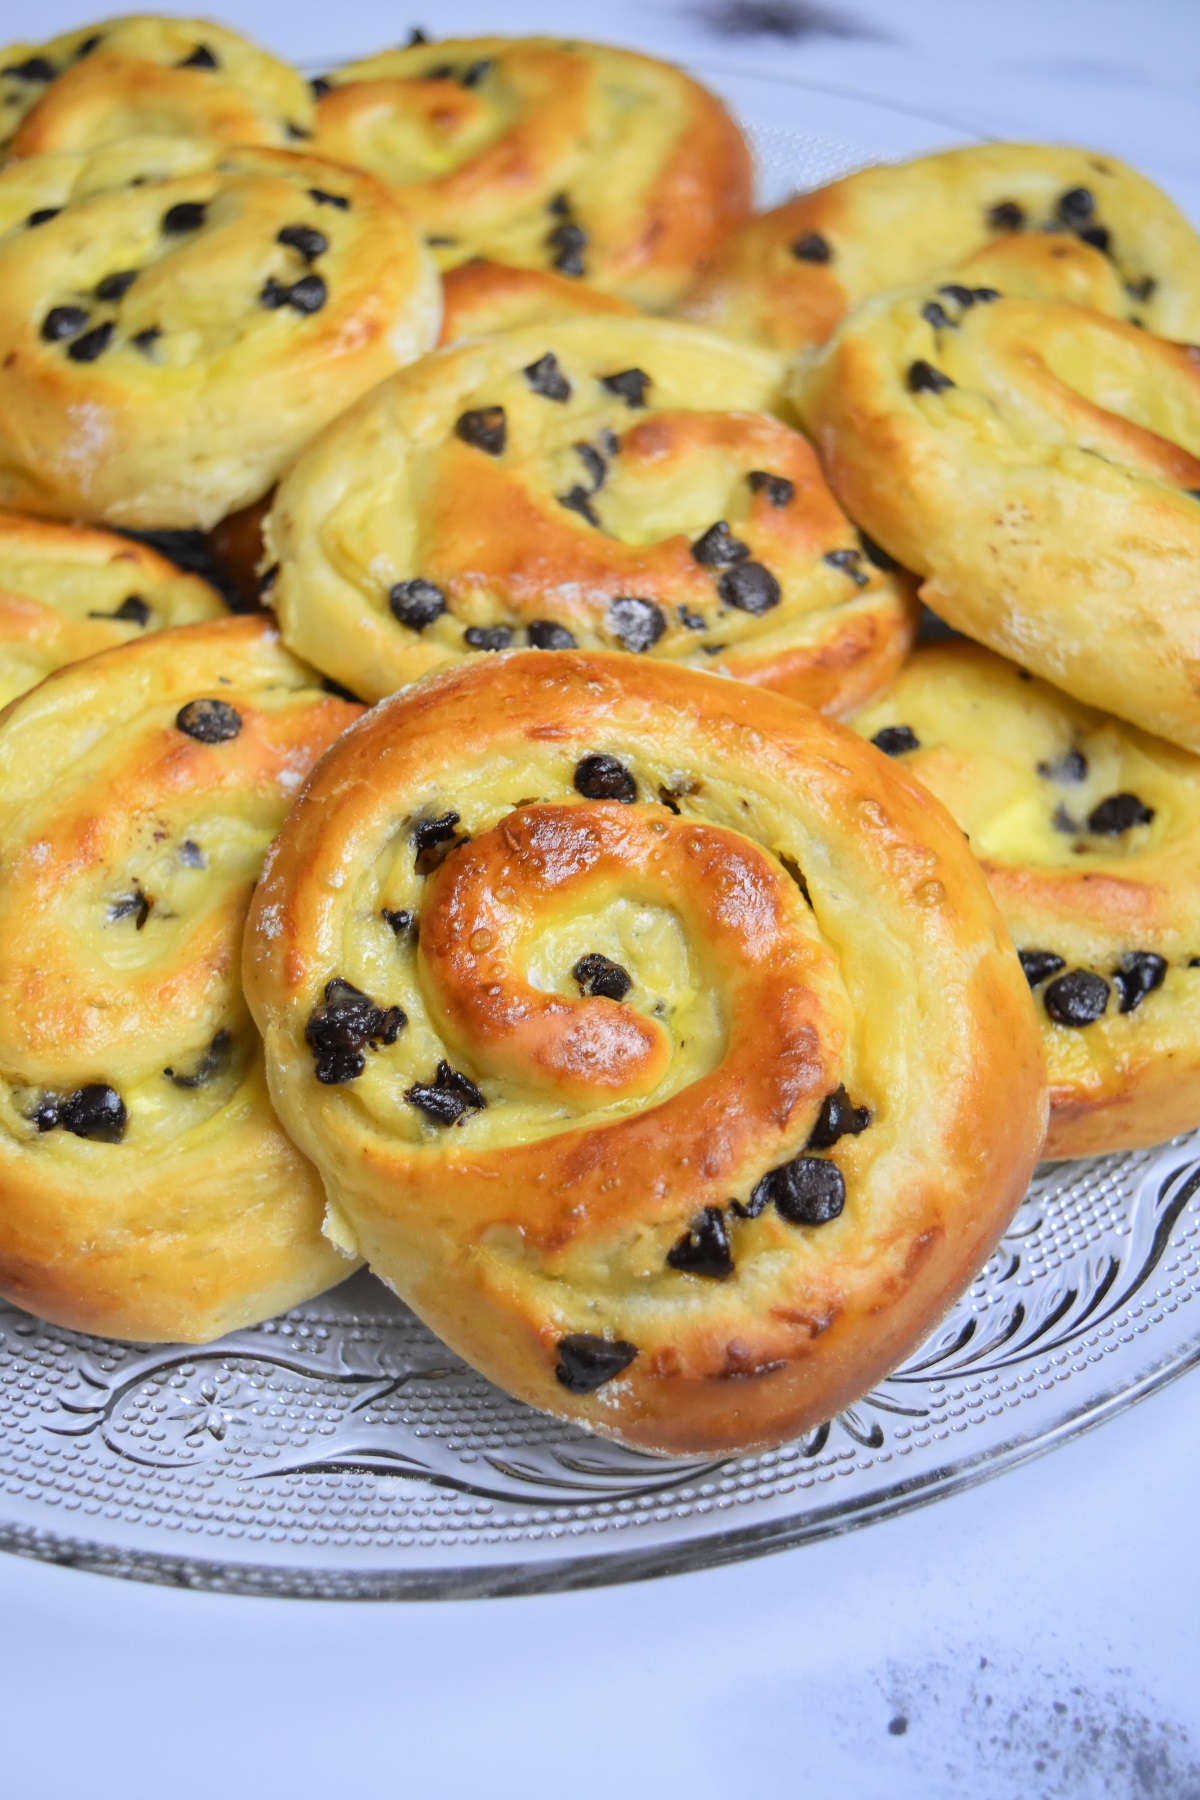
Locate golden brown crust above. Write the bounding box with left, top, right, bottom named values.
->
left=676, top=143, right=1200, bottom=351
left=0, top=616, right=362, bottom=1342
left=438, top=260, right=638, bottom=345
left=244, top=651, right=1046, bottom=1454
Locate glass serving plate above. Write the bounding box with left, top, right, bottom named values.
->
left=2, top=73, right=1198, bottom=1601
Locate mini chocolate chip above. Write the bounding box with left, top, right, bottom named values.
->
left=88, top=594, right=151, bottom=626
left=413, top=813, right=466, bottom=875
left=555, top=1334, right=637, bottom=1393
left=972, top=287, right=1000, bottom=302
left=29, top=1095, right=60, bottom=1132
left=75, top=35, right=103, bottom=57
left=573, top=953, right=632, bottom=1001
left=1019, top=949, right=1067, bottom=987
left=574, top=442, right=606, bottom=490
left=455, top=406, right=506, bottom=455
left=310, top=75, right=332, bottom=97
left=461, top=58, right=492, bottom=85
left=27, top=208, right=61, bottom=227
left=824, top=548, right=869, bottom=586
left=179, top=839, right=206, bottom=868
left=463, top=625, right=513, bottom=651
left=165, top=1028, right=231, bottom=1088
left=599, top=428, right=620, bottom=457
left=178, top=44, right=219, bottom=68
left=95, top=269, right=137, bottom=301
left=424, top=62, right=455, bottom=79
left=790, top=231, right=831, bottom=263
left=1079, top=224, right=1111, bottom=253
left=425, top=234, right=457, bottom=247
left=1113, top=951, right=1167, bottom=1014
left=986, top=200, right=1025, bottom=231
left=1044, top=970, right=1109, bottom=1026
left=67, top=322, right=114, bottom=362
left=718, top=563, right=780, bottom=615
left=608, top=596, right=667, bottom=652
left=1126, top=276, right=1157, bottom=302
left=807, top=1084, right=871, bottom=1149
left=60, top=1084, right=127, bottom=1142
left=702, top=644, right=727, bottom=655
left=922, top=300, right=954, bottom=331
left=405, top=1059, right=486, bottom=1125
left=547, top=192, right=571, bottom=217
left=306, top=977, right=406, bottom=1084
left=1051, top=804, right=1080, bottom=835
left=175, top=698, right=242, bottom=742
left=1038, top=747, right=1088, bottom=783
left=41, top=306, right=88, bottom=343
left=523, top=352, right=571, bottom=401
left=132, top=327, right=161, bottom=353
left=558, top=486, right=600, bottom=526
left=858, top=530, right=901, bottom=571
left=692, top=521, right=750, bottom=567
left=600, top=368, right=650, bottom=408
left=747, top=470, right=794, bottom=507
left=107, top=885, right=152, bottom=929
left=309, top=187, right=350, bottom=210
left=4, top=57, right=56, bottom=81
left=770, top=1156, right=846, bottom=1226
left=381, top=908, right=416, bottom=943
left=1087, top=793, right=1155, bottom=835
left=162, top=201, right=206, bottom=234
left=907, top=360, right=955, bottom=394
left=277, top=224, right=329, bottom=262
left=939, top=283, right=976, bottom=307
left=527, top=620, right=576, bottom=650
left=389, top=579, right=446, bottom=630
left=575, top=754, right=637, bottom=802
left=870, top=724, right=920, bottom=756
left=285, top=121, right=312, bottom=141
left=1057, top=187, right=1094, bottom=227
left=678, top=605, right=707, bottom=631
left=285, top=274, right=326, bottom=313
left=547, top=220, right=586, bottom=276
left=407, top=27, right=430, bottom=45
left=667, top=1206, right=734, bottom=1280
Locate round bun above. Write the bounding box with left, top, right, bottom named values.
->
left=678, top=143, right=1200, bottom=351
left=310, top=36, right=752, bottom=308
left=438, top=259, right=638, bottom=345
left=795, top=285, right=1200, bottom=750
left=1, top=15, right=312, bottom=156
left=852, top=641, right=1200, bottom=1159
left=0, top=616, right=361, bottom=1343
left=265, top=316, right=917, bottom=713
left=244, top=650, right=1046, bottom=1455
left=0, top=138, right=440, bottom=529
left=0, top=508, right=225, bottom=707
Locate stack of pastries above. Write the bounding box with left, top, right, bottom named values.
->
left=0, top=14, right=1195, bottom=1457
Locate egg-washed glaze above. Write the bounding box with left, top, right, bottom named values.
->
left=852, top=642, right=1200, bottom=1159
left=0, top=508, right=225, bottom=708
left=265, top=316, right=917, bottom=713
left=437, top=259, right=639, bottom=346
left=244, top=651, right=1046, bottom=1455
left=677, top=143, right=1200, bottom=352
left=0, top=617, right=361, bottom=1343
left=0, top=14, right=312, bottom=156
left=0, top=136, right=440, bottom=530
left=309, top=35, right=752, bottom=309
left=794, top=285, right=1200, bottom=751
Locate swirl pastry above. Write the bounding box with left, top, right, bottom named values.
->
left=0, top=15, right=312, bottom=156
left=0, top=616, right=361, bottom=1343
left=852, top=642, right=1200, bottom=1159
left=678, top=143, right=1200, bottom=352
left=265, top=317, right=917, bottom=713
left=309, top=36, right=752, bottom=308
left=0, top=138, right=439, bottom=529
left=244, top=651, right=1046, bottom=1455
left=0, top=509, right=225, bottom=708
left=438, top=260, right=639, bottom=346
left=795, top=285, right=1200, bottom=751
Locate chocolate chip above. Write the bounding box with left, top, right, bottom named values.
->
left=67, top=322, right=114, bottom=362
left=554, top=1334, right=637, bottom=1393
left=306, top=978, right=406, bottom=1084
left=859, top=531, right=901, bottom=572
left=1113, top=951, right=1167, bottom=1014
left=1038, top=747, right=1088, bottom=783
left=162, top=201, right=206, bottom=234
left=574, top=754, right=637, bottom=802
left=939, top=283, right=976, bottom=308
left=407, top=27, right=430, bottom=45
left=285, top=121, right=312, bottom=141
left=667, top=1206, right=734, bottom=1280
left=309, top=187, right=350, bottom=210
left=1056, top=187, right=1095, bottom=227
left=133, top=327, right=161, bottom=353
left=1019, top=949, right=1067, bottom=988
left=547, top=221, right=586, bottom=276
left=608, top=596, right=666, bottom=652
left=413, top=812, right=465, bottom=875
left=178, top=44, right=219, bottom=68
left=175, top=698, right=242, bottom=742
left=178, top=839, right=206, bottom=868
left=95, top=269, right=137, bottom=301
left=692, top=521, right=750, bottom=567
left=790, top=231, right=831, bottom=263
left=165, top=1028, right=231, bottom=1088
left=463, top=625, right=513, bottom=651
left=455, top=406, right=506, bottom=455
left=574, top=442, right=606, bottom=490
left=573, top=953, right=632, bottom=1001
left=763, top=1156, right=846, bottom=1226
left=807, top=1084, right=871, bottom=1149
left=277, top=224, right=328, bottom=262
left=558, top=486, right=600, bottom=526
left=1126, top=276, right=1157, bottom=302
left=60, top=1084, right=127, bottom=1142
left=747, top=470, right=794, bottom=507
left=986, top=200, right=1025, bottom=231
left=382, top=907, right=415, bottom=937
left=1086, top=793, right=1155, bottom=835
left=29, top=1095, right=60, bottom=1132
left=972, top=287, right=1000, bottom=302
left=922, top=300, right=954, bottom=331
left=88, top=594, right=150, bottom=626
left=599, top=428, right=620, bottom=457
left=907, top=360, right=955, bottom=394
left=718, top=564, right=780, bottom=615
left=405, top=1059, right=486, bottom=1124
left=1079, top=224, right=1111, bottom=253
left=702, top=644, right=727, bottom=655
left=310, top=75, right=332, bottom=98
left=424, top=63, right=455, bottom=79
left=1044, top=970, right=1109, bottom=1027
left=4, top=57, right=56, bottom=81
left=600, top=369, right=650, bottom=408
left=678, top=605, right=707, bottom=631
left=461, top=58, right=491, bottom=86
left=26, top=208, right=60, bottom=227
left=527, top=620, right=576, bottom=650
left=41, top=306, right=88, bottom=343
left=389, top=579, right=446, bottom=630
left=285, top=274, right=326, bottom=313
left=547, top=192, right=571, bottom=217
left=107, top=885, right=152, bottom=929
left=870, top=724, right=920, bottom=756
left=425, top=234, right=457, bottom=247
left=75, top=35, right=103, bottom=57
left=824, top=548, right=869, bottom=586
left=523, top=352, right=571, bottom=401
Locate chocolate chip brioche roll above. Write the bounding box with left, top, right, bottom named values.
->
left=265, top=317, right=917, bottom=714
left=244, top=651, right=1046, bottom=1455
left=0, top=616, right=361, bottom=1343
left=0, top=138, right=439, bottom=529
left=0, top=509, right=225, bottom=707
left=677, top=143, right=1200, bottom=352
left=309, top=36, right=752, bottom=308
left=853, top=642, right=1200, bottom=1159
left=0, top=16, right=312, bottom=156
left=795, top=286, right=1200, bottom=751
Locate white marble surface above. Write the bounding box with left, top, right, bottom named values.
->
left=2, top=3, right=1199, bottom=1794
